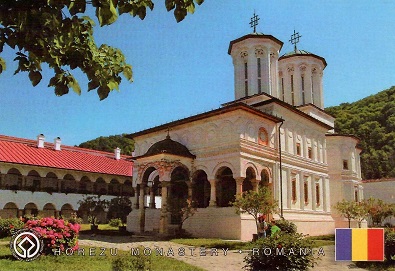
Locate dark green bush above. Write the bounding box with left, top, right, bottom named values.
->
left=244, top=232, right=320, bottom=271
left=276, top=219, right=297, bottom=234
left=112, top=246, right=151, bottom=271
left=0, top=218, right=24, bottom=237
left=385, top=229, right=395, bottom=262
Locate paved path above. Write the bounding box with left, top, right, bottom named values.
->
left=78, top=234, right=367, bottom=271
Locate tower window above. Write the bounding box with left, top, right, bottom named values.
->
left=257, top=58, right=262, bottom=94
left=354, top=186, right=359, bottom=202
left=244, top=62, right=248, bottom=96
left=301, top=76, right=305, bottom=104
left=291, top=75, right=295, bottom=106
left=311, top=75, right=314, bottom=105
left=343, top=160, right=349, bottom=170
left=281, top=78, right=285, bottom=101
left=308, top=147, right=312, bottom=159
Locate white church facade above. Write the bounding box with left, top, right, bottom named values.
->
left=126, top=27, right=363, bottom=240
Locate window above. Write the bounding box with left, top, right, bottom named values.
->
left=315, top=183, right=320, bottom=206
left=291, top=178, right=297, bottom=202
left=304, top=181, right=309, bottom=204
left=291, top=75, right=295, bottom=105
left=244, top=62, right=248, bottom=96
left=301, top=76, right=305, bottom=104
left=281, top=78, right=285, bottom=101
left=257, top=58, right=262, bottom=94
left=296, top=143, right=301, bottom=156
left=311, top=75, right=314, bottom=104
left=343, top=160, right=349, bottom=170
left=308, top=147, right=312, bottom=159
left=354, top=186, right=358, bottom=202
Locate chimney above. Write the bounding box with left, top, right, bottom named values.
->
left=114, top=147, right=121, bottom=160
left=37, top=134, right=45, bottom=148
left=54, top=137, right=61, bottom=151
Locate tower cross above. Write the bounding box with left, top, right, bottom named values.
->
left=289, top=30, right=302, bottom=52
left=250, top=12, right=259, bottom=33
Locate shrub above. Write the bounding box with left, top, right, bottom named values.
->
left=244, top=232, right=320, bottom=271
left=25, top=217, right=80, bottom=255
left=109, top=218, right=122, bottom=227
left=0, top=218, right=25, bottom=238
left=276, top=219, right=297, bottom=234
left=112, top=246, right=151, bottom=271
left=385, top=228, right=395, bottom=262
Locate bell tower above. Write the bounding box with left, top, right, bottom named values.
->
left=228, top=13, right=283, bottom=100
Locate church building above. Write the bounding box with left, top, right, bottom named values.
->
left=126, top=17, right=363, bottom=240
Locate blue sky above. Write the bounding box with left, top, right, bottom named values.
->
left=1, top=1, right=395, bottom=147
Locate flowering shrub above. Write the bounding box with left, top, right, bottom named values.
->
left=25, top=217, right=80, bottom=255
left=244, top=232, right=320, bottom=271
left=0, top=218, right=25, bottom=238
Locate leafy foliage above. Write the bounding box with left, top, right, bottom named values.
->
left=78, top=134, right=134, bottom=155
left=77, top=195, right=109, bottom=225
left=334, top=199, right=369, bottom=228
left=112, top=246, right=152, bottom=271
left=244, top=232, right=320, bottom=271
left=107, top=196, right=132, bottom=225
left=364, top=197, right=395, bottom=226
left=326, top=86, right=395, bottom=179
left=275, top=219, right=297, bottom=234
left=0, top=0, right=204, bottom=99
left=166, top=197, right=197, bottom=231
left=0, top=217, right=25, bottom=238
left=232, top=187, right=278, bottom=234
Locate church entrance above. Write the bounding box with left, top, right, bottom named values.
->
left=216, top=167, right=236, bottom=207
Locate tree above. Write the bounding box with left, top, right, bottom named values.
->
left=232, top=187, right=278, bottom=234
left=334, top=199, right=369, bottom=228
left=364, top=197, right=395, bottom=226
left=77, top=195, right=109, bottom=226
left=78, top=134, right=134, bottom=155
left=0, top=0, right=204, bottom=100
left=166, top=197, right=197, bottom=232
left=107, top=196, right=132, bottom=226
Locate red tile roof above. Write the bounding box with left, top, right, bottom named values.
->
left=0, top=135, right=133, bottom=177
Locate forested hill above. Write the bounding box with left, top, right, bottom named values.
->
left=325, top=86, right=395, bottom=179
left=78, top=134, right=134, bottom=156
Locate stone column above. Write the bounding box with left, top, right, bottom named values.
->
left=235, top=177, right=244, bottom=196
left=55, top=210, right=60, bottom=218
left=139, top=184, right=145, bottom=233
left=187, top=181, right=193, bottom=199
left=149, top=187, right=156, bottom=209
left=208, top=179, right=217, bottom=207
left=134, top=186, right=140, bottom=209
left=159, top=182, right=169, bottom=234
left=252, top=179, right=259, bottom=192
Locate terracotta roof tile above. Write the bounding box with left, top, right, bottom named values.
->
left=0, top=135, right=133, bottom=177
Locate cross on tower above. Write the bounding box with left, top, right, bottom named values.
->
left=289, top=30, right=302, bottom=52
left=250, top=12, right=259, bottom=33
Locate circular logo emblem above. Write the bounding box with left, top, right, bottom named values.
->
left=9, top=229, right=43, bottom=261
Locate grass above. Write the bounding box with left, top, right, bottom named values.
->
left=171, top=235, right=336, bottom=250
left=0, top=242, right=204, bottom=271
left=171, top=238, right=247, bottom=250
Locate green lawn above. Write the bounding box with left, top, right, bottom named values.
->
left=0, top=242, right=204, bottom=271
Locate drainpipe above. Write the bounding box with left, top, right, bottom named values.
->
left=278, top=121, right=284, bottom=218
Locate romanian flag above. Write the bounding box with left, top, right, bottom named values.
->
left=335, top=228, right=384, bottom=261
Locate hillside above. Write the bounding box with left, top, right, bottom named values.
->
left=78, top=134, right=134, bottom=156
left=325, top=86, right=395, bottom=179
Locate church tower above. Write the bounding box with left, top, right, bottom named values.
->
left=278, top=30, right=327, bottom=109
left=228, top=13, right=283, bottom=100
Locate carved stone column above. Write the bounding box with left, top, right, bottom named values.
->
left=134, top=185, right=140, bottom=209
left=208, top=179, right=217, bottom=207
left=159, top=182, right=169, bottom=234
left=235, top=177, right=244, bottom=196
left=139, top=184, right=145, bottom=233
left=149, top=187, right=156, bottom=209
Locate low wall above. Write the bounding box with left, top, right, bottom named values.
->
left=283, top=211, right=335, bottom=236
left=183, top=207, right=243, bottom=240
